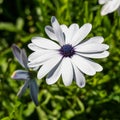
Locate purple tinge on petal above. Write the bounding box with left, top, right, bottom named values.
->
left=51, top=16, right=65, bottom=46
left=11, top=70, right=29, bottom=80
left=12, top=44, right=28, bottom=68
left=21, top=49, right=28, bottom=69
left=17, top=80, right=29, bottom=97
left=12, top=44, right=21, bottom=62
left=46, top=60, right=62, bottom=85
left=73, top=64, right=85, bottom=88
left=29, top=80, right=39, bottom=106
left=45, top=25, right=58, bottom=41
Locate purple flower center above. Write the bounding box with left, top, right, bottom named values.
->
left=59, top=44, right=75, bottom=57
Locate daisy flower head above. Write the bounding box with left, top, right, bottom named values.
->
left=99, top=0, right=120, bottom=16
left=28, top=16, right=109, bottom=88
left=11, top=44, right=38, bottom=106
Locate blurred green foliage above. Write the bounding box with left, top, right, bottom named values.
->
left=0, top=0, right=120, bottom=119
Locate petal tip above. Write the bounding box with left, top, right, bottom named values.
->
left=63, top=82, right=71, bottom=86
left=11, top=71, right=16, bottom=79
left=79, top=83, right=85, bottom=88
left=85, top=23, right=92, bottom=29
left=51, top=16, right=56, bottom=23
left=104, top=51, right=110, bottom=57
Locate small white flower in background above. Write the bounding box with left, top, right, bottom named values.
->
left=99, top=0, right=120, bottom=16
left=11, top=44, right=38, bottom=106
left=28, top=16, right=109, bottom=88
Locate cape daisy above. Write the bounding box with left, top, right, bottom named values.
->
left=99, top=0, right=120, bottom=16
left=11, top=44, right=38, bottom=106
left=28, top=16, right=109, bottom=88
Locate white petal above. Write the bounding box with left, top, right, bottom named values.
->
left=77, top=51, right=109, bottom=59
left=32, top=66, right=39, bottom=71
left=32, top=37, right=60, bottom=49
left=75, top=54, right=103, bottom=72
left=60, top=24, right=69, bottom=43
left=28, top=43, right=43, bottom=51
left=75, top=43, right=109, bottom=53
left=45, top=25, right=58, bottom=41
left=65, top=24, right=79, bottom=44
left=73, top=64, right=85, bottom=88
left=87, top=60, right=103, bottom=72
left=81, top=36, right=104, bottom=45
left=28, top=49, right=55, bottom=61
left=28, top=51, right=59, bottom=67
left=99, top=0, right=108, bottom=4
left=28, top=62, right=42, bottom=68
left=60, top=24, right=68, bottom=33
left=51, top=16, right=65, bottom=46
left=46, top=61, right=62, bottom=85
left=61, top=58, right=73, bottom=86
left=101, top=0, right=120, bottom=15
left=71, top=23, right=92, bottom=46
left=37, top=54, right=62, bottom=79
left=11, top=70, right=29, bottom=80
left=28, top=51, right=44, bottom=61
left=71, top=55, right=96, bottom=76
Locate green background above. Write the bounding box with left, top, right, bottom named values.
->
left=0, top=0, right=120, bottom=119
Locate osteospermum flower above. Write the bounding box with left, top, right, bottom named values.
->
left=28, top=16, right=109, bottom=88
left=99, top=0, right=120, bottom=16
left=11, top=44, right=38, bottom=106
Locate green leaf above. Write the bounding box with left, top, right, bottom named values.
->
left=0, top=22, right=17, bottom=32
left=1, top=117, right=10, bottom=120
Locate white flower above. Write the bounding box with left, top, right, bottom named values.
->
left=28, top=16, right=109, bottom=88
left=99, top=0, right=120, bottom=16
